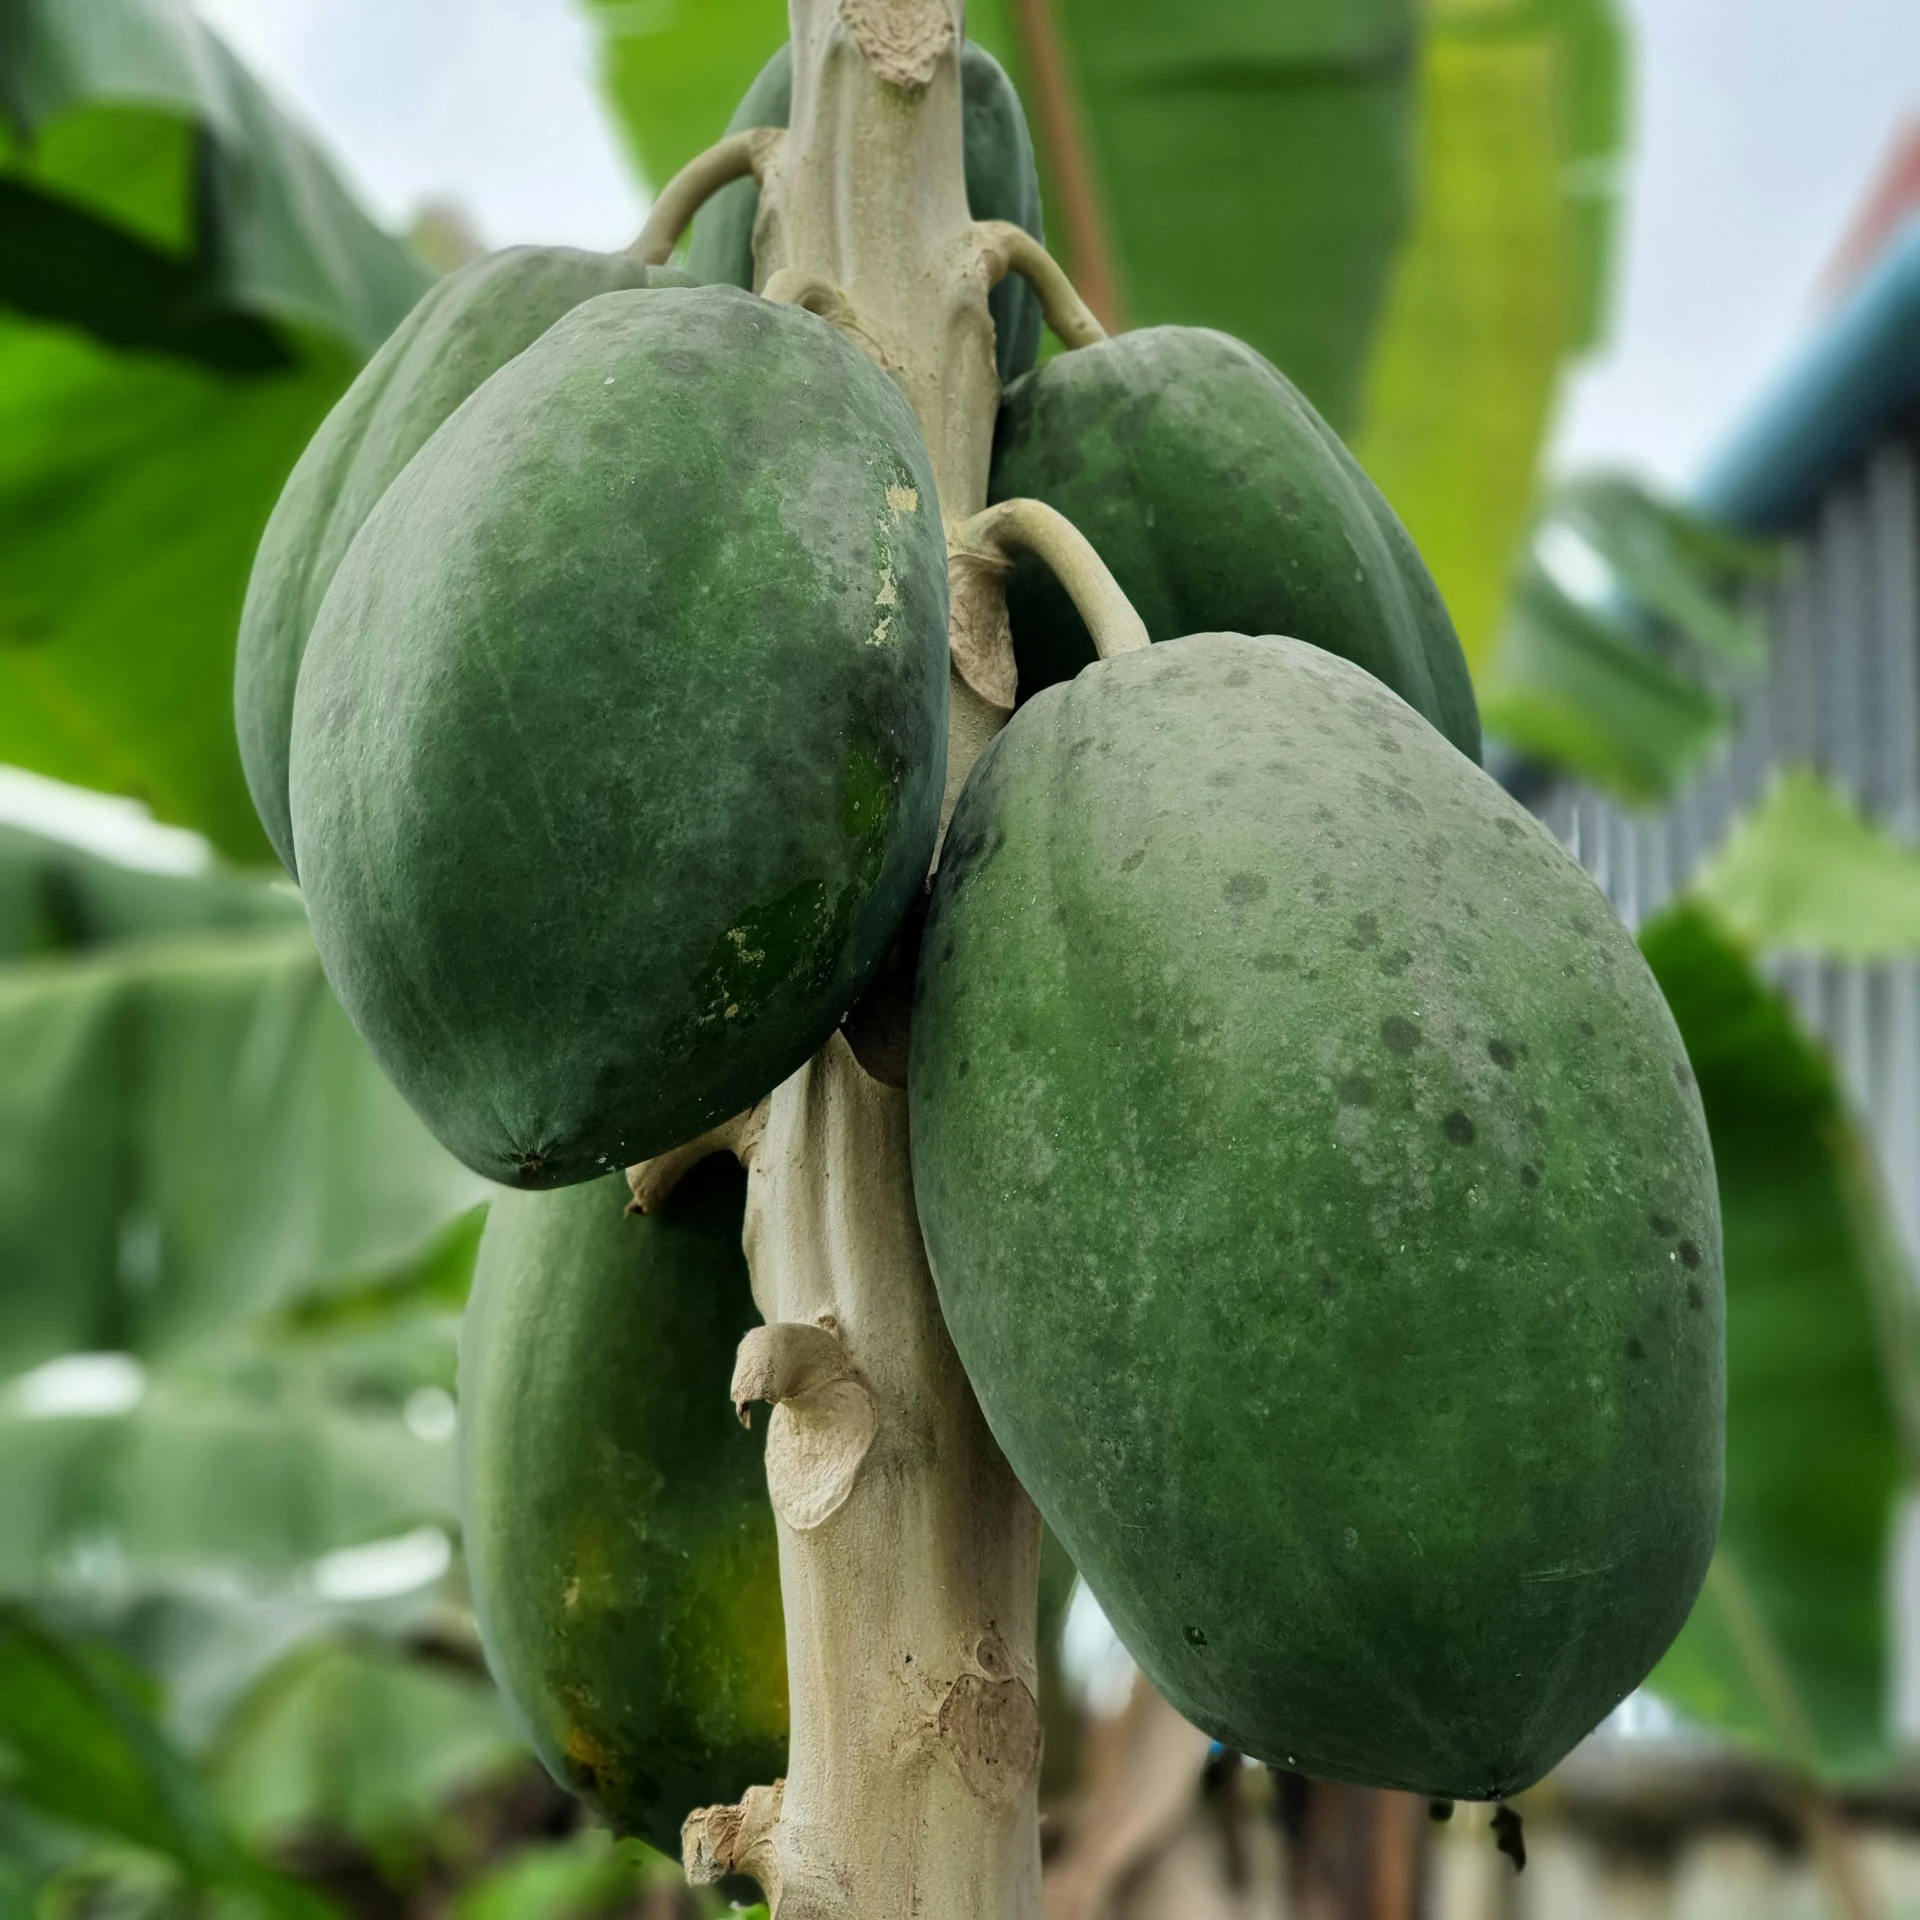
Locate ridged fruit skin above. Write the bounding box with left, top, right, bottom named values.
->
left=459, top=1159, right=786, bottom=1851
left=687, top=40, right=1045, bottom=386
left=910, top=634, right=1722, bottom=1799
left=987, top=328, right=1483, bottom=763
left=291, top=286, right=949, bottom=1187
left=236, top=247, right=689, bottom=875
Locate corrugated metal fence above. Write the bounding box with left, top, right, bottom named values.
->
left=1528, top=435, right=1920, bottom=1263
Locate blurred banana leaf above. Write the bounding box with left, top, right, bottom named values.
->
left=587, top=0, right=1419, bottom=434
left=0, top=0, right=429, bottom=366
left=1000, top=0, right=1417, bottom=433
left=0, top=0, right=432, bottom=862
left=0, top=819, right=301, bottom=961
left=1692, top=769, right=1920, bottom=960
left=0, top=1606, right=331, bottom=1917
left=1481, top=474, right=1777, bottom=801
left=0, top=1373, right=457, bottom=1594
left=0, top=908, right=486, bottom=1376
left=1354, top=0, right=1626, bottom=671
left=0, top=319, right=352, bottom=864
left=0, top=831, right=485, bottom=1594
left=588, top=0, right=1622, bottom=671
left=1640, top=903, right=1908, bottom=1778
left=209, top=1640, right=518, bottom=1858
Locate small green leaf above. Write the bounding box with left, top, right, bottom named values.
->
left=1692, top=770, right=1920, bottom=960
left=1480, top=572, right=1730, bottom=803
left=448, top=1829, right=655, bottom=1920
left=208, top=1640, right=519, bottom=1855
left=1639, top=904, right=1906, bottom=1778
left=1480, top=474, right=1774, bottom=802
left=0, top=1607, right=331, bottom=1916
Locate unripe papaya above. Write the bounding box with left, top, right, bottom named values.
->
left=911, top=635, right=1721, bottom=1798
left=459, top=1158, right=785, bottom=1850
left=291, top=286, right=949, bottom=1187
left=988, top=328, right=1482, bottom=763
left=236, top=247, right=690, bottom=875
left=689, top=40, right=1045, bottom=386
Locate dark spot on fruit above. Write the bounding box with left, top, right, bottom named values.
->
left=941, top=939, right=956, bottom=964
left=1380, top=1016, right=1420, bottom=1056
left=1572, top=916, right=1593, bottom=938
left=1375, top=733, right=1401, bottom=755
left=1137, top=1012, right=1157, bottom=1035
left=1443, top=1110, right=1475, bottom=1145
left=1378, top=949, right=1413, bottom=977
left=1579, top=1019, right=1595, bottom=1038
left=1223, top=872, right=1269, bottom=908
left=1338, top=1074, right=1373, bottom=1107
left=1687, top=1282, right=1704, bottom=1310
left=1120, top=848, right=1145, bottom=872
left=1679, top=1239, right=1701, bottom=1270
left=1675, top=1060, right=1694, bottom=1088
left=1488, top=1040, right=1516, bottom=1070
left=1496, top=817, right=1524, bottom=840
left=1520, top=1164, right=1540, bottom=1189
left=1625, top=1336, right=1644, bottom=1361
left=1252, top=951, right=1287, bottom=973
left=1225, top=668, right=1251, bottom=689
left=1649, top=1212, right=1674, bottom=1236
left=1185, top=1625, right=1209, bottom=1649
left=1317, top=1269, right=1343, bottom=1298
left=1208, top=768, right=1236, bottom=788
left=1309, top=873, right=1334, bottom=906
left=1009, top=1031, right=1027, bottom=1051
left=1348, top=912, right=1380, bottom=951
left=1464, top=901, right=1479, bottom=919
left=957, top=1059, right=970, bottom=1079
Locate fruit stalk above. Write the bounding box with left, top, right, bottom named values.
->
left=681, top=5, right=1045, bottom=1915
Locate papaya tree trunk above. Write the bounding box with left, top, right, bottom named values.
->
left=679, top=5, right=1044, bottom=1916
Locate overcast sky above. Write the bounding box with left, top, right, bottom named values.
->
left=190, top=0, right=1920, bottom=493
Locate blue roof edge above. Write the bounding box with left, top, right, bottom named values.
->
left=1695, top=211, right=1920, bottom=534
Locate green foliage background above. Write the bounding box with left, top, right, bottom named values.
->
left=0, top=0, right=1911, bottom=1906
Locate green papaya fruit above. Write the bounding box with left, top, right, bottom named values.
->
left=987, top=328, right=1483, bottom=763
left=911, top=634, right=1721, bottom=1799
left=236, top=247, right=691, bottom=876
left=688, top=40, right=1045, bottom=387
left=291, top=285, right=949, bottom=1187
left=459, top=1157, right=786, bottom=1850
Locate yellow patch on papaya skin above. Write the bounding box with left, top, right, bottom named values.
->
left=564, top=1721, right=614, bottom=1782
left=886, top=484, right=919, bottom=515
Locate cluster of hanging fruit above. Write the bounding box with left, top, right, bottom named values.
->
left=234, top=38, right=1723, bottom=1860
